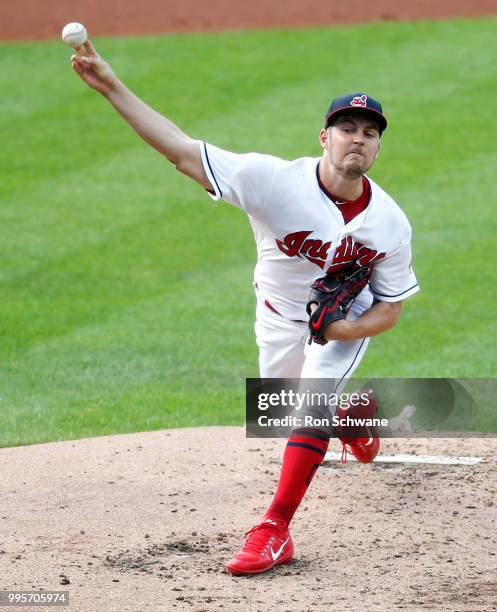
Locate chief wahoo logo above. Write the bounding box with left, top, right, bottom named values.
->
left=350, top=94, right=368, bottom=108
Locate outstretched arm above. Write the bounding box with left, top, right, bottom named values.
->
left=70, top=40, right=211, bottom=189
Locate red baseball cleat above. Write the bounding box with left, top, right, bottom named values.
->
left=226, top=518, right=294, bottom=576
left=336, top=389, right=380, bottom=464
left=341, top=435, right=380, bottom=464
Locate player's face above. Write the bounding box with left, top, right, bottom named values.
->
left=320, top=115, right=380, bottom=180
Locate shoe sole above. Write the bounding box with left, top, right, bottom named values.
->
left=348, top=437, right=380, bottom=463
left=226, top=555, right=293, bottom=576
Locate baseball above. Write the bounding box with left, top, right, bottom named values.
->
left=61, top=22, right=88, bottom=48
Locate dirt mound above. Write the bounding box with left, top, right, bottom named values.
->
left=1, top=427, right=496, bottom=610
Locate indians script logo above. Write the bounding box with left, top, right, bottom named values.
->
left=350, top=95, right=367, bottom=108
left=275, top=231, right=385, bottom=271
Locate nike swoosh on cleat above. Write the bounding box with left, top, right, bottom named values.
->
left=363, top=427, right=375, bottom=445
left=271, top=537, right=290, bottom=561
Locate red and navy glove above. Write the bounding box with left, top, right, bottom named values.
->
left=306, top=266, right=371, bottom=345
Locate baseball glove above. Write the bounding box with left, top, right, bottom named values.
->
left=306, top=266, right=371, bottom=345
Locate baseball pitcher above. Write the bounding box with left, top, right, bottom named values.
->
left=70, top=41, right=419, bottom=576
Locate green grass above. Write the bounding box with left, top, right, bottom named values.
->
left=1, top=17, right=496, bottom=446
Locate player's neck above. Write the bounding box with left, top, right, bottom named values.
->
left=318, top=159, right=364, bottom=203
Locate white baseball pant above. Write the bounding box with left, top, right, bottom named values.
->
left=255, top=287, right=373, bottom=392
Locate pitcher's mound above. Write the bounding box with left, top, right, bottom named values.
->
left=1, top=427, right=496, bottom=611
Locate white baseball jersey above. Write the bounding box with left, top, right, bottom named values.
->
left=200, top=142, right=419, bottom=323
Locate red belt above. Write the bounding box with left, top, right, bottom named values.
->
left=256, top=282, right=306, bottom=323
left=261, top=295, right=306, bottom=324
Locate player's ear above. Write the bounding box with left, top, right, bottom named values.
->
left=319, top=128, right=329, bottom=150
left=374, top=142, right=381, bottom=159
